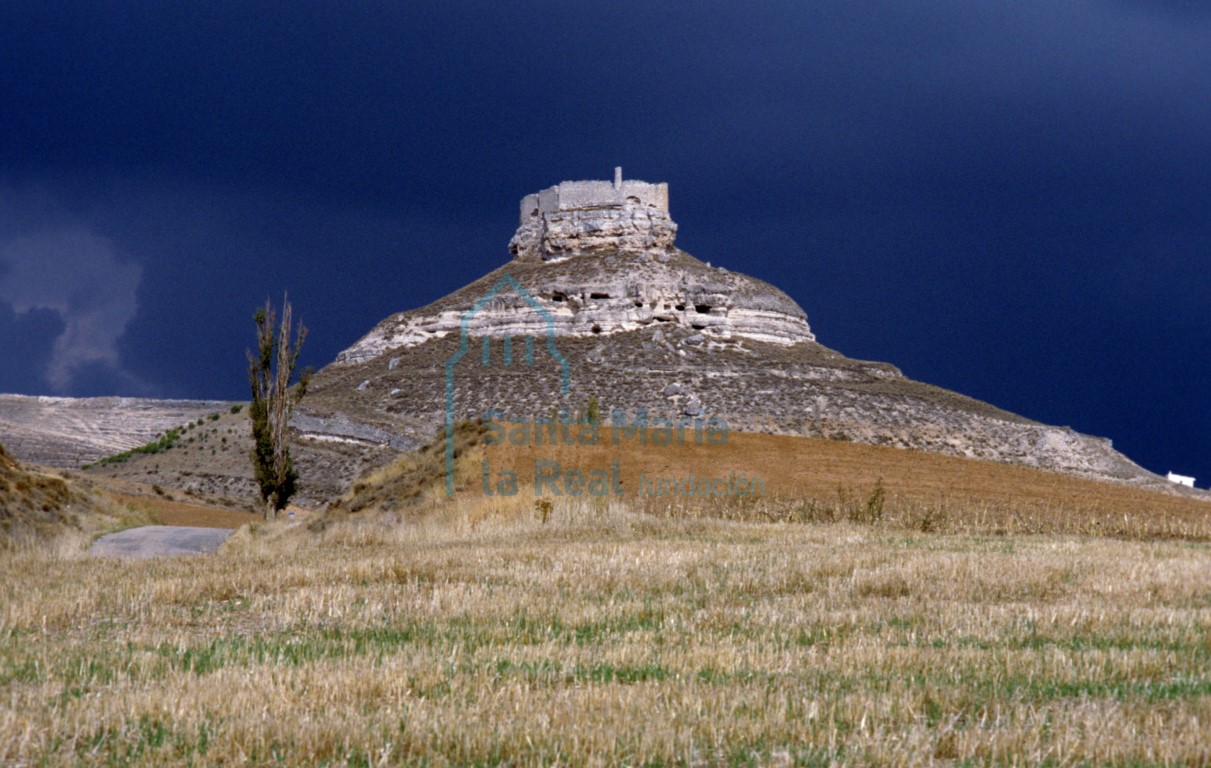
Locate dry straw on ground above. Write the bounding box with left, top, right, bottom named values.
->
left=476, top=430, right=1211, bottom=541
left=3, top=488, right=1210, bottom=766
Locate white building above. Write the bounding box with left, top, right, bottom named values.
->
left=1166, top=471, right=1196, bottom=488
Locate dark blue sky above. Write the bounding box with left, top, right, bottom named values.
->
left=1, top=1, right=1208, bottom=484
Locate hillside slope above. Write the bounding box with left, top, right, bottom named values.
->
left=0, top=394, right=235, bottom=468
left=299, top=246, right=1156, bottom=488
left=80, top=406, right=398, bottom=509
left=0, top=442, right=140, bottom=547
left=331, top=426, right=1211, bottom=539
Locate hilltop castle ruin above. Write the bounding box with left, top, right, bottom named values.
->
left=509, top=168, right=678, bottom=261
left=517, top=167, right=669, bottom=222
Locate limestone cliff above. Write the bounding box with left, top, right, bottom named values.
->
left=337, top=249, right=815, bottom=364
left=509, top=204, right=677, bottom=261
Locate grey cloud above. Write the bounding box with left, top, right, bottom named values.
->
left=0, top=230, right=143, bottom=393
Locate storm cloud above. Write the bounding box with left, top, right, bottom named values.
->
left=0, top=1, right=1207, bottom=480
left=0, top=231, right=143, bottom=394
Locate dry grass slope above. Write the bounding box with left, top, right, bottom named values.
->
left=0, top=442, right=73, bottom=526
left=4, top=432, right=1210, bottom=765
left=328, top=420, right=490, bottom=517
left=0, top=442, right=153, bottom=550
left=342, top=426, right=1211, bottom=541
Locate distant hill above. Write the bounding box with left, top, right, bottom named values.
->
left=77, top=405, right=397, bottom=508
left=0, top=394, right=237, bottom=469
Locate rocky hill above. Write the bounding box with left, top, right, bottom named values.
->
left=76, top=406, right=397, bottom=508
left=297, top=172, right=1162, bottom=489
left=8, top=172, right=1187, bottom=505
left=0, top=394, right=389, bottom=507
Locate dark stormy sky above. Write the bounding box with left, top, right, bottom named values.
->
left=1, top=2, right=1208, bottom=483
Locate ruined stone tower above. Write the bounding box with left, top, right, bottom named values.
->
left=508, top=168, right=678, bottom=261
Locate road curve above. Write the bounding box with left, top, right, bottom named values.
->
left=90, top=526, right=234, bottom=559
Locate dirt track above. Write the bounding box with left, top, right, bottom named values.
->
left=89, top=526, right=234, bottom=559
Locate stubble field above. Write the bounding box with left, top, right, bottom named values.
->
left=3, top=493, right=1211, bottom=766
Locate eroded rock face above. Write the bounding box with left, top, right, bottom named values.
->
left=509, top=206, right=678, bottom=262
left=336, top=249, right=816, bottom=364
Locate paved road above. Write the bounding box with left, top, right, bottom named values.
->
left=90, top=526, right=234, bottom=559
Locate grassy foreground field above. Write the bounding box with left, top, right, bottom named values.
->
left=3, top=499, right=1211, bottom=766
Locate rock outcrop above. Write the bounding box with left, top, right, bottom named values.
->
left=339, top=171, right=814, bottom=364
left=337, top=250, right=816, bottom=364
left=509, top=204, right=677, bottom=262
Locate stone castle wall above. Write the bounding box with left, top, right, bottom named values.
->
left=510, top=169, right=677, bottom=262
left=518, top=169, right=669, bottom=224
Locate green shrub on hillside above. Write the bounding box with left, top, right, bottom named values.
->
left=84, top=426, right=188, bottom=469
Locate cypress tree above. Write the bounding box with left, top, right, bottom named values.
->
left=248, top=295, right=311, bottom=520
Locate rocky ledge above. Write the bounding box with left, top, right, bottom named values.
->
left=337, top=249, right=816, bottom=365
left=509, top=205, right=678, bottom=262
